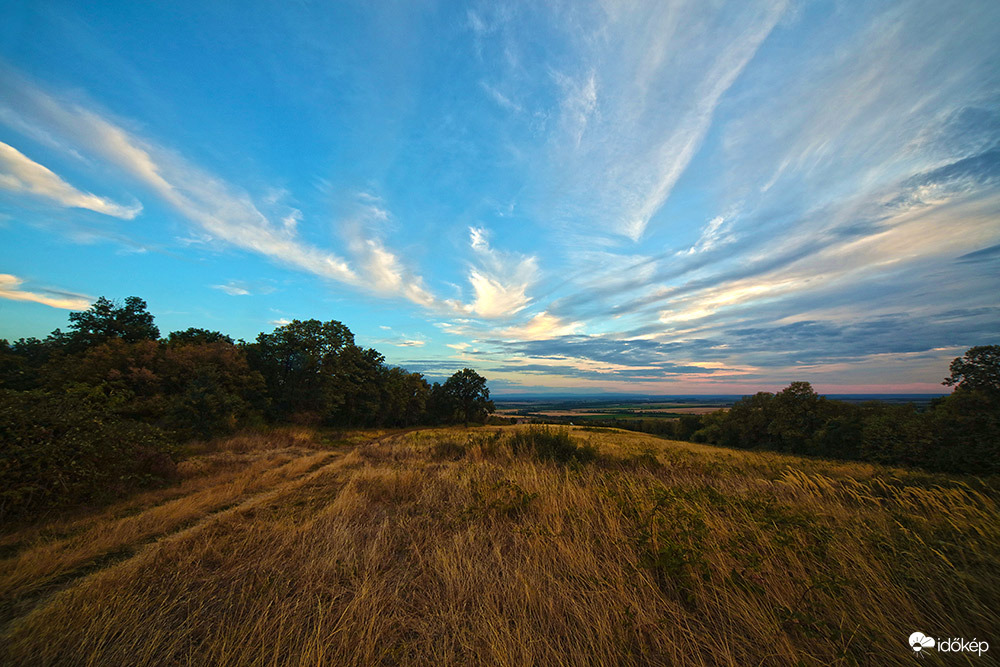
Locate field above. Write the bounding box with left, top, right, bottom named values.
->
left=494, top=398, right=732, bottom=422
left=1, top=425, right=997, bottom=666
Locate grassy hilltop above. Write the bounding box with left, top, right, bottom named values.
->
left=1, top=425, right=998, bottom=666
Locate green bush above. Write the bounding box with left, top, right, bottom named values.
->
left=468, top=479, right=537, bottom=520
left=431, top=439, right=467, bottom=461
left=506, top=426, right=597, bottom=463
left=0, top=389, right=176, bottom=522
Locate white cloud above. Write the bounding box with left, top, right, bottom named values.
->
left=24, top=92, right=359, bottom=284
left=281, top=210, right=301, bottom=232
left=686, top=215, right=731, bottom=254
left=497, top=311, right=582, bottom=341
left=480, top=81, right=523, bottom=114
left=542, top=1, right=787, bottom=241
left=657, top=191, right=1000, bottom=328
left=0, top=75, right=443, bottom=309
left=528, top=1, right=1000, bottom=336
left=465, top=269, right=533, bottom=318
left=0, top=273, right=91, bottom=310
left=467, top=9, right=487, bottom=35
left=719, top=0, right=1000, bottom=229
left=469, top=226, right=489, bottom=251
left=620, top=10, right=782, bottom=241
left=341, top=206, right=437, bottom=307
left=456, top=226, right=539, bottom=318
left=554, top=69, right=597, bottom=147
left=212, top=282, right=251, bottom=296
left=0, top=141, right=140, bottom=219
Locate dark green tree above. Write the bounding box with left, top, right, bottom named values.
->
left=769, top=381, right=823, bottom=453
left=159, top=340, right=267, bottom=437
left=426, top=381, right=454, bottom=424
left=377, top=367, right=430, bottom=426
left=246, top=319, right=354, bottom=420
left=0, top=337, right=60, bottom=390
left=858, top=403, right=931, bottom=467
left=719, top=391, right=776, bottom=448
left=930, top=345, right=1000, bottom=473
left=443, top=368, right=494, bottom=426
left=66, top=296, right=160, bottom=349
left=943, top=345, right=1000, bottom=394
left=167, top=328, right=234, bottom=346
left=331, top=344, right=385, bottom=425
left=0, top=388, right=175, bottom=522
left=401, top=371, right=431, bottom=426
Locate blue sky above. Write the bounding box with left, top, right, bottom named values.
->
left=1, top=0, right=998, bottom=394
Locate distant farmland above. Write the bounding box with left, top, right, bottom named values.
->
left=498, top=407, right=726, bottom=418
left=493, top=397, right=733, bottom=422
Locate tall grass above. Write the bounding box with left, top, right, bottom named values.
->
left=2, top=426, right=997, bottom=665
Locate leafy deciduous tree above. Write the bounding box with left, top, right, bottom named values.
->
left=167, top=328, right=234, bottom=346
left=943, top=345, right=1000, bottom=394
left=66, top=296, right=159, bottom=349
left=247, top=319, right=354, bottom=419
left=443, top=368, right=495, bottom=426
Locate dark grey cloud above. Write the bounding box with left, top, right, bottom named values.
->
left=490, top=335, right=700, bottom=366
left=956, top=243, right=1000, bottom=264
left=487, top=304, right=998, bottom=380
left=924, top=105, right=1000, bottom=160
left=489, top=360, right=720, bottom=381
left=886, top=148, right=1000, bottom=213
left=723, top=310, right=999, bottom=365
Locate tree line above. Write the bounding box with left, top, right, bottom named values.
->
left=576, top=348, right=999, bottom=476
left=0, top=296, right=496, bottom=520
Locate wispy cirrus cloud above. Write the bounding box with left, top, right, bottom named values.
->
left=528, top=1, right=1000, bottom=354
left=0, top=273, right=91, bottom=310
left=213, top=282, right=251, bottom=296
left=480, top=81, right=523, bottom=114
left=0, top=72, right=443, bottom=309
left=537, top=1, right=788, bottom=241
left=211, top=280, right=278, bottom=297
left=0, top=141, right=140, bottom=219
left=341, top=196, right=437, bottom=307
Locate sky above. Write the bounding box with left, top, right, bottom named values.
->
left=0, top=0, right=998, bottom=395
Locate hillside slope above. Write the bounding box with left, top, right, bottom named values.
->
left=1, top=426, right=997, bottom=666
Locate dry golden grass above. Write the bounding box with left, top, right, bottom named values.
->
left=1, top=426, right=997, bottom=666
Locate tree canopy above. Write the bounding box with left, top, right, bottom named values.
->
left=167, top=328, right=234, bottom=346
left=0, top=297, right=502, bottom=520
left=943, top=345, right=1000, bottom=394
left=1, top=301, right=498, bottom=435
left=443, top=368, right=494, bottom=425
left=66, top=296, right=160, bottom=348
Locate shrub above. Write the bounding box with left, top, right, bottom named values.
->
left=468, top=479, right=537, bottom=519
left=506, top=426, right=597, bottom=463
left=432, top=439, right=467, bottom=461
left=0, top=389, right=176, bottom=522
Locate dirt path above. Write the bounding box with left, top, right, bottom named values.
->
left=0, top=432, right=412, bottom=633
